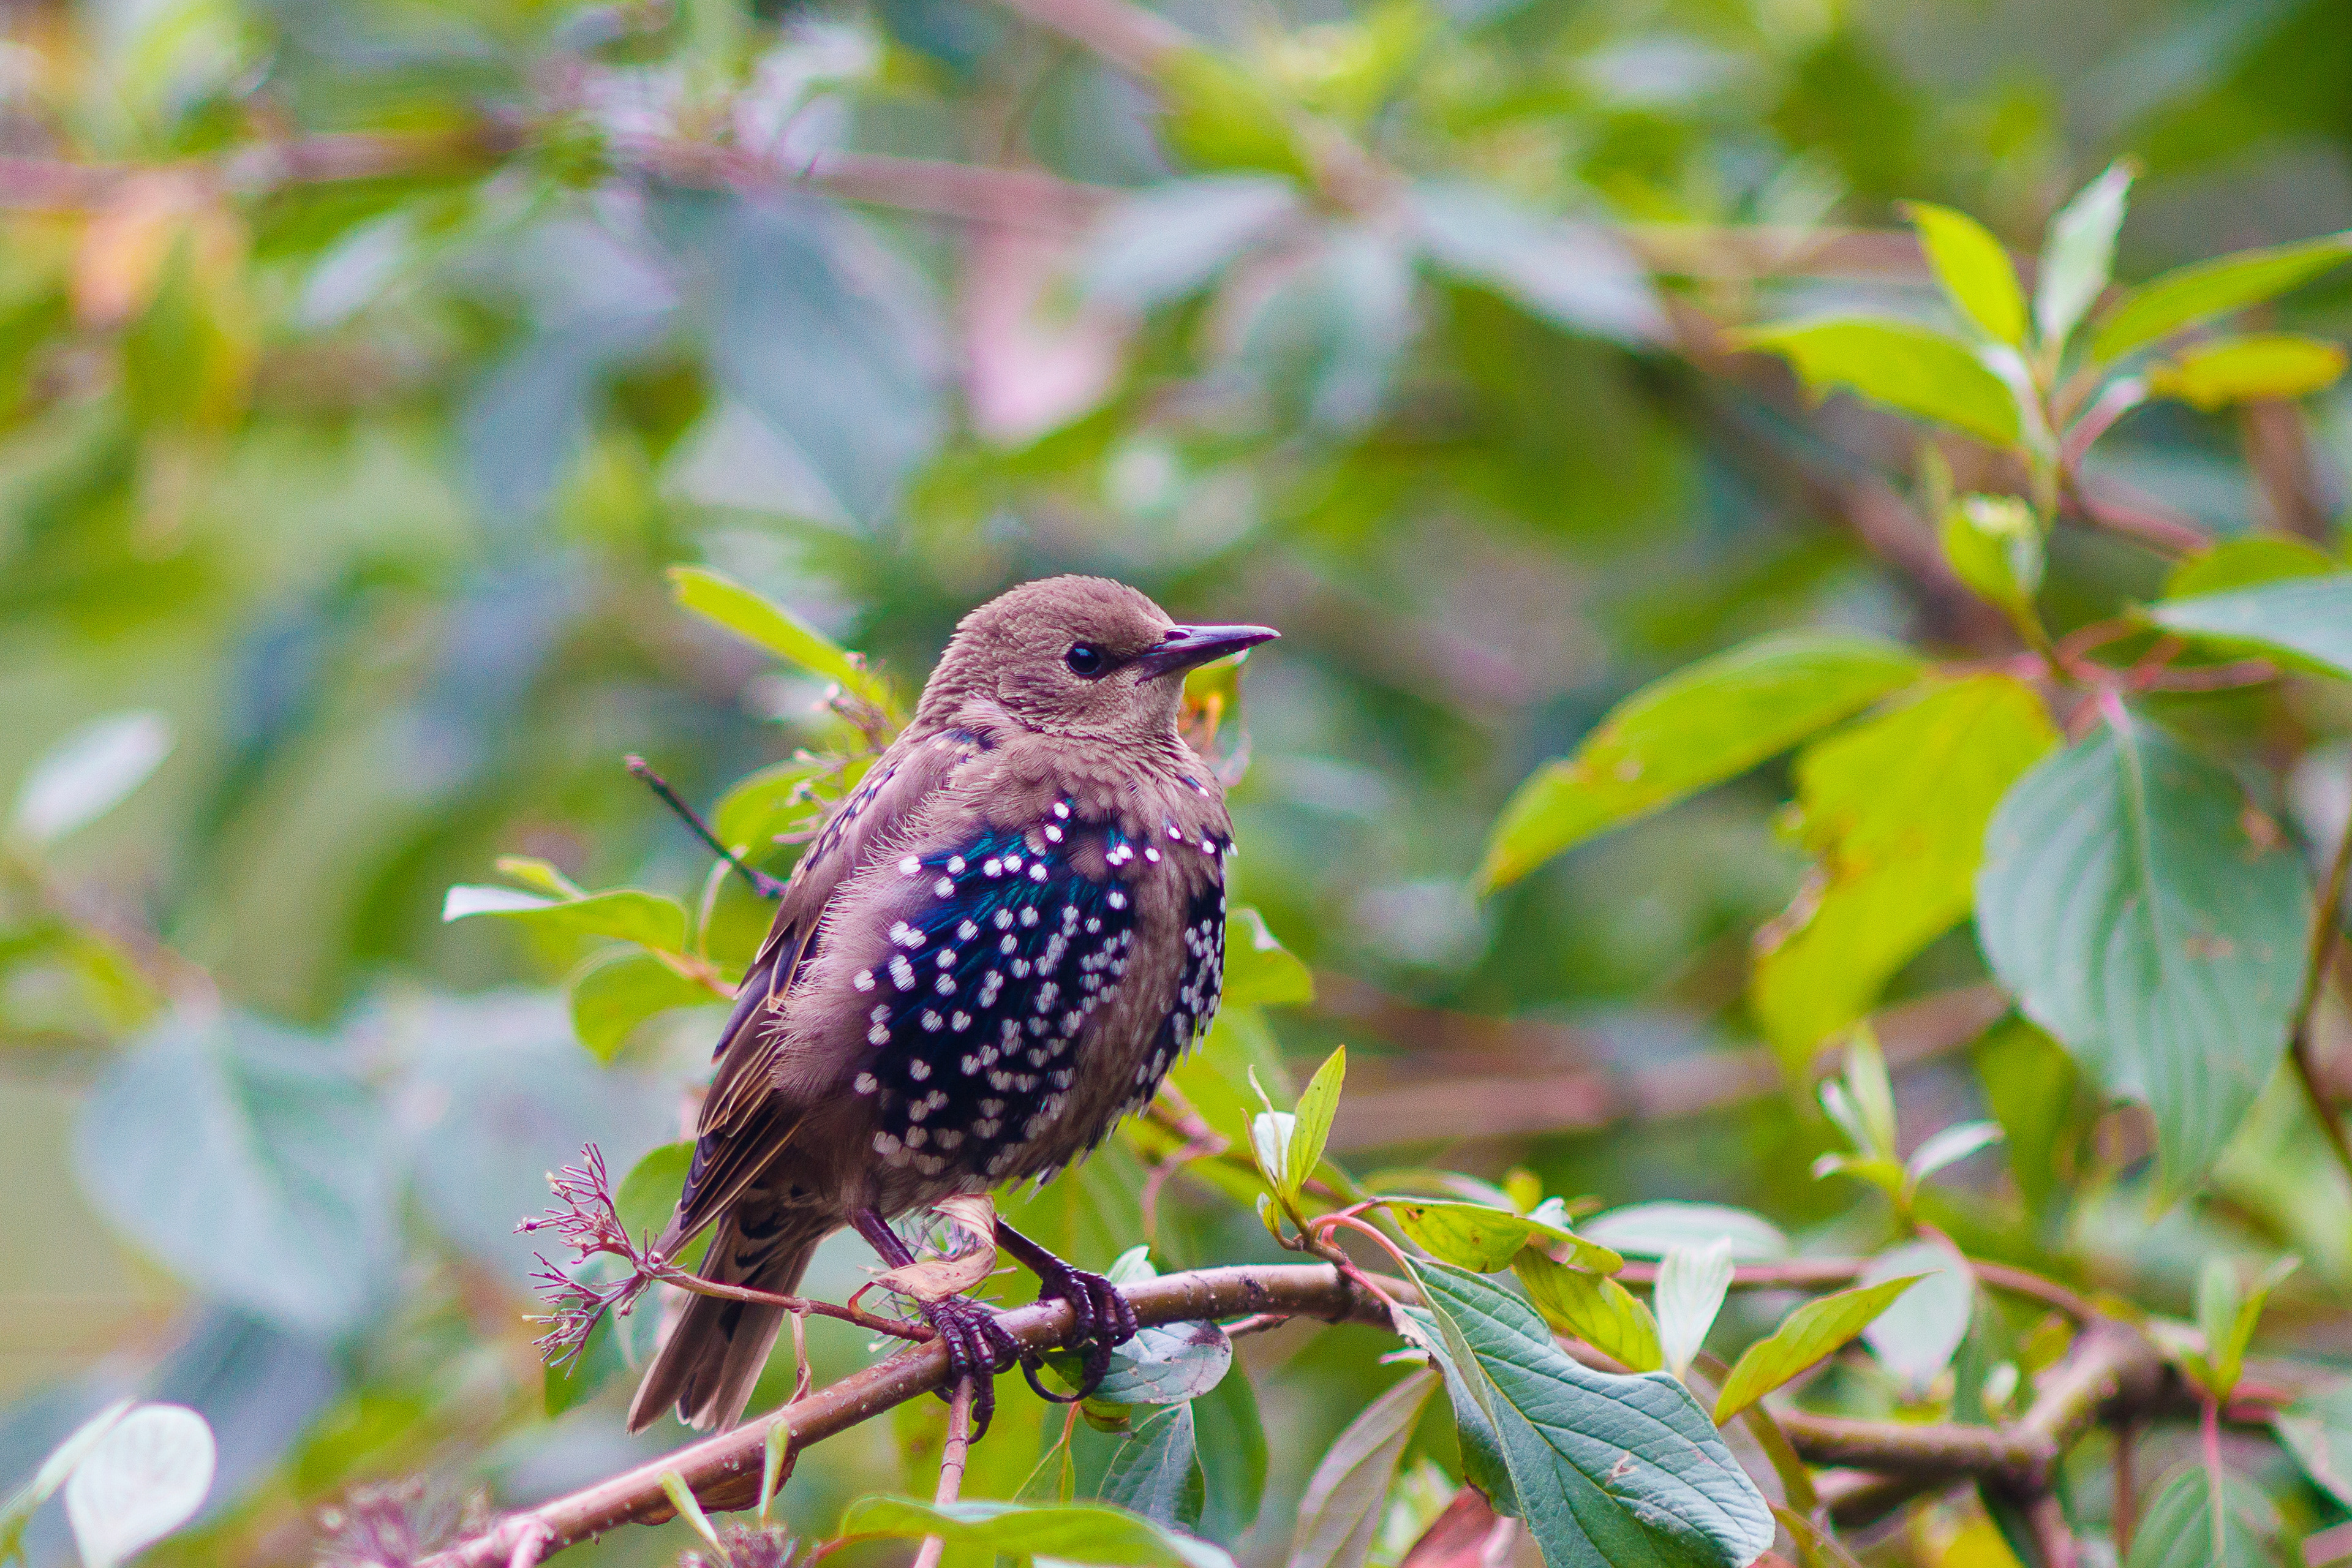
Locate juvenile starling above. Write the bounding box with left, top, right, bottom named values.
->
left=627, top=576, right=1276, bottom=1435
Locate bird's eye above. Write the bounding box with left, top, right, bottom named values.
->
left=1065, top=644, right=1106, bottom=677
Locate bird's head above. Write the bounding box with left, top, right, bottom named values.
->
left=918, top=576, right=1277, bottom=743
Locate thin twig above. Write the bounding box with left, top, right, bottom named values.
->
left=2291, top=797, right=2352, bottom=1188
left=910, top=1379, right=975, bottom=1568
left=626, top=755, right=787, bottom=900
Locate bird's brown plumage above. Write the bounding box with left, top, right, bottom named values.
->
left=628, top=576, right=1268, bottom=1433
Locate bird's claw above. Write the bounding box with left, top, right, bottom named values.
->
left=920, top=1292, right=1022, bottom=1438
left=1022, top=1259, right=1139, bottom=1403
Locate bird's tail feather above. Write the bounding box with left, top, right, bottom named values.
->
left=625, top=1209, right=831, bottom=1433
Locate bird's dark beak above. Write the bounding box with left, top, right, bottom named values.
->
left=1136, top=623, right=1280, bottom=679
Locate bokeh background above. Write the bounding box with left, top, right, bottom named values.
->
left=2, top=0, right=2351, bottom=1561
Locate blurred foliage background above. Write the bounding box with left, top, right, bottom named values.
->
left=4, top=0, right=2352, bottom=1561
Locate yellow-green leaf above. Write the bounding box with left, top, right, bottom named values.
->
left=1712, top=1276, right=1924, bottom=1422
left=1905, top=203, right=2026, bottom=345
left=2091, top=230, right=2352, bottom=365
left=1514, top=1250, right=1662, bottom=1372
left=1736, top=318, right=2022, bottom=446
left=1285, top=1047, right=1346, bottom=1202
left=1751, top=675, right=2056, bottom=1068
left=1155, top=48, right=1311, bottom=182
left=2146, top=333, right=2348, bottom=412
left=1221, top=907, right=1314, bottom=1009
left=667, top=565, right=888, bottom=707
left=1480, top=633, right=1923, bottom=889
left=1388, top=1198, right=1623, bottom=1275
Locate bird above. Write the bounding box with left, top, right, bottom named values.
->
left=626, top=575, right=1276, bottom=1436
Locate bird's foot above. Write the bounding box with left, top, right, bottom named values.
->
left=919, top=1291, right=1022, bottom=1437
left=1022, top=1257, right=1139, bottom=1403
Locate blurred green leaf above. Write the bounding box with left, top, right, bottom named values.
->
left=839, top=1496, right=1234, bottom=1568
left=2150, top=573, right=2352, bottom=678
left=1972, top=1017, right=2080, bottom=1215
left=75, top=1013, right=395, bottom=1337
left=2120, top=1468, right=2276, bottom=1568
left=1389, top=1199, right=1623, bottom=1275
left=2092, top=231, right=2352, bottom=365
left=1481, top=632, right=1923, bottom=888
left=1286, top=1370, right=1438, bottom=1568
left=2146, top=333, right=2348, bottom=410
left=1404, top=1261, right=1774, bottom=1567
left=2275, top=1379, right=2352, bottom=1509
left=1091, top=1320, right=1233, bottom=1407
left=2185, top=1254, right=2297, bottom=1401
left=1751, top=675, right=2055, bottom=1068
left=1904, top=203, right=2026, bottom=345
left=668, top=565, right=888, bottom=707
left=712, top=758, right=828, bottom=856
left=1735, top=318, right=2022, bottom=445
left=1713, top=1276, right=1921, bottom=1421
left=1858, top=1240, right=1972, bottom=1392
left=1097, top=1403, right=1203, bottom=1530
left=2163, top=537, right=2340, bottom=598
left=1221, top=908, right=1314, bottom=1009
left=1938, top=494, right=2043, bottom=611
left=1191, top=1354, right=1265, bottom=1544
left=9, top=712, right=172, bottom=846
left=444, top=883, right=690, bottom=954
left=1977, top=713, right=2312, bottom=1199
left=2035, top=162, right=2133, bottom=350
left=1578, top=1202, right=1790, bottom=1261
left=1513, top=1251, right=1662, bottom=1373
left=568, top=949, right=715, bottom=1062
left=1408, top=183, right=1665, bottom=345
left=1082, top=179, right=1300, bottom=312
left=1154, top=49, right=1311, bottom=180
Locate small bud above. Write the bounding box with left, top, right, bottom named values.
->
left=1940, top=493, right=2044, bottom=610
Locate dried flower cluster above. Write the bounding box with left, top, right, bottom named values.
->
left=515, top=1144, right=662, bottom=1368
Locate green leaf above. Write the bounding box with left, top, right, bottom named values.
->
left=2274, top=1378, right=2352, bottom=1509
left=1939, top=494, right=2044, bottom=611
left=1191, top=1356, right=1266, bottom=1544
left=1285, top=1047, right=1346, bottom=1201
left=2146, top=333, right=2348, bottom=410
left=1972, top=1017, right=2081, bottom=1216
left=1514, top=1251, right=1663, bottom=1373
left=1654, top=1240, right=1734, bottom=1380
left=1904, top=1121, right=2003, bottom=1187
left=1287, top=1371, right=1440, bottom=1568
left=2149, top=573, right=2352, bottom=680
left=666, top=564, right=888, bottom=707
left=712, top=757, right=828, bottom=855
left=1579, top=1203, right=1790, bottom=1262
left=1975, top=714, right=2314, bottom=1198
left=1736, top=317, right=2022, bottom=445
left=1388, top=1199, right=1624, bottom=1275
left=1405, top=1261, right=1775, bottom=1568
left=10, top=712, right=172, bottom=846
left=2188, top=1255, right=2298, bottom=1401
left=1905, top=203, right=2027, bottom=345
left=1713, top=1277, right=1923, bottom=1421
left=1098, top=1404, right=1204, bottom=1530
left=2163, top=537, right=2340, bottom=599
left=569, top=949, right=715, bottom=1062
left=838, top=1497, right=1234, bottom=1568
left=1400, top=1308, right=1517, bottom=1515
left=1091, top=1320, right=1234, bottom=1407
left=1754, top=675, right=2056, bottom=1067
left=2091, top=230, right=2352, bottom=364
left=614, top=1141, right=695, bottom=1253
left=61, top=1404, right=216, bottom=1568
left=1858, top=1240, right=1973, bottom=1392
left=660, top=1471, right=727, bottom=1559
left=2035, top=162, right=2133, bottom=350
left=2120, top=1468, right=2276, bottom=1568
left=443, top=884, right=691, bottom=954
left=1480, top=632, right=1924, bottom=888
left=1221, top=907, right=1315, bottom=1009
left=1153, top=48, right=1311, bottom=181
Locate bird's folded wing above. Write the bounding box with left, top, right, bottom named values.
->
left=671, top=734, right=974, bottom=1240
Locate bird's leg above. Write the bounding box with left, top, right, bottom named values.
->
left=851, top=1208, right=1020, bottom=1436
left=993, top=1219, right=1139, bottom=1400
